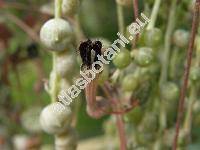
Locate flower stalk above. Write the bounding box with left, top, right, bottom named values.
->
left=116, top=1, right=127, bottom=149
left=117, top=3, right=125, bottom=34
left=50, top=0, right=63, bottom=102
left=159, top=0, right=177, bottom=86
left=50, top=53, right=60, bottom=102
left=146, top=0, right=161, bottom=30
left=183, top=86, right=196, bottom=141
left=159, top=0, right=177, bottom=132
left=55, top=0, right=62, bottom=18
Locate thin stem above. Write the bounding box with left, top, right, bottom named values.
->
left=183, top=86, right=196, bottom=140
left=147, top=0, right=161, bottom=30
left=103, top=83, right=127, bottom=150
left=50, top=0, right=63, bottom=102
left=0, top=1, right=3, bottom=7
left=159, top=0, right=177, bottom=86
left=173, top=0, right=200, bottom=149
left=71, top=97, right=81, bottom=127
left=85, top=75, right=112, bottom=119
left=116, top=115, right=127, bottom=150
left=51, top=53, right=59, bottom=102
left=4, top=13, right=40, bottom=43
left=158, top=0, right=177, bottom=133
left=133, top=0, right=139, bottom=19
left=159, top=101, right=167, bottom=131
left=74, top=14, right=85, bottom=42
left=116, top=2, right=127, bottom=149
left=55, top=0, right=62, bottom=18
left=169, top=47, right=179, bottom=79
left=117, top=4, right=125, bottom=34
left=2, top=2, right=40, bottom=12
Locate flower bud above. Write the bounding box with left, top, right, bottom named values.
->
left=160, top=82, right=179, bottom=101
left=12, top=135, right=29, bottom=150
left=40, top=18, right=74, bottom=52
left=113, top=49, right=131, bottom=69
left=56, top=52, right=76, bottom=78
left=139, top=112, right=158, bottom=133
left=122, top=73, right=139, bottom=92
left=40, top=102, right=72, bottom=134
left=21, top=107, right=42, bottom=133
left=134, top=47, right=154, bottom=67
left=189, top=66, right=200, bottom=82
left=125, top=106, right=143, bottom=125
left=193, top=101, right=200, bottom=114
left=173, top=29, right=189, bottom=48
left=144, top=28, right=162, bottom=47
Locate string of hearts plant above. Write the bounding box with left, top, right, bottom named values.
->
left=38, top=0, right=200, bottom=150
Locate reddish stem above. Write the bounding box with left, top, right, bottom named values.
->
left=1, top=2, right=40, bottom=12
left=103, top=83, right=127, bottom=150
left=85, top=75, right=108, bottom=119
left=85, top=79, right=128, bottom=149
left=116, top=115, right=127, bottom=150
left=0, top=1, right=3, bottom=7
left=173, top=0, right=200, bottom=149
left=4, top=13, right=40, bottom=43
left=133, top=0, right=139, bottom=19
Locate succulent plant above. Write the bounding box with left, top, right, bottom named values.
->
left=4, top=0, right=200, bottom=150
